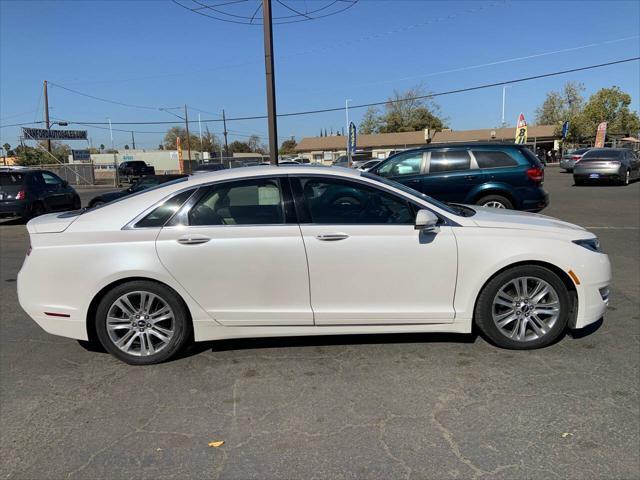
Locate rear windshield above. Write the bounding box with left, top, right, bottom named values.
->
left=0, top=173, right=25, bottom=186
left=520, top=148, right=543, bottom=167
left=581, top=149, right=622, bottom=160
left=88, top=176, right=189, bottom=211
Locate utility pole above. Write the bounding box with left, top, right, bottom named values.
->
left=131, top=131, right=136, bottom=150
left=43, top=80, right=52, bottom=153
left=262, top=0, right=278, bottom=165
left=184, top=104, right=192, bottom=173
left=345, top=98, right=352, bottom=166
left=222, top=109, right=229, bottom=160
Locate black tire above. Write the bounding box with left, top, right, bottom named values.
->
left=95, top=280, right=192, bottom=365
left=90, top=200, right=105, bottom=208
left=619, top=169, right=630, bottom=186
left=24, top=202, right=45, bottom=220
left=476, top=194, right=513, bottom=210
left=574, top=178, right=585, bottom=186
left=474, top=265, right=570, bottom=350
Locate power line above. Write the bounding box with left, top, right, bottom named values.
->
left=32, top=57, right=639, bottom=126
left=48, top=81, right=173, bottom=111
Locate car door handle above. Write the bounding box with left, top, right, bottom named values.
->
left=177, top=234, right=211, bottom=245
left=316, top=234, right=349, bottom=241
left=464, top=175, right=475, bottom=179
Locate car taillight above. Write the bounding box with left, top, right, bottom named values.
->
left=526, top=167, right=544, bottom=183
left=572, top=155, right=581, bottom=160
left=16, top=190, right=25, bottom=200
left=26, top=244, right=32, bottom=256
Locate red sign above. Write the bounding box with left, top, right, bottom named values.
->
left=594, top=122, right=607, bottom=148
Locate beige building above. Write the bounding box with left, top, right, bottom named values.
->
left=69, top=149, right=209, bottom=174
left=295, top=125, right=559, bottom=164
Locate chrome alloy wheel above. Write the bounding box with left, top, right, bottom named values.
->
left=491, top=277, right=560, bottom=342
left=483, top=201, right=506, bottom=209
left=106, top=291, right=175, bottom=356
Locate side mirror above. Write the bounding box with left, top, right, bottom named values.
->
left=415, top=209, right=440, bottom=233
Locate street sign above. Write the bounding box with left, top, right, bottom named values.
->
left=515, top=113, right=527, bottom=144
left=348, top=122, right=357, bottom=154
left=71, top=149, right=91, bottom=161
left=22, top=127, right=87, bottom=140
left=562, top=121, right=570, bottom=139
left=594, top=122, right=607, bottom=148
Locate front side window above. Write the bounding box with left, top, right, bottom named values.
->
left=41, top=172, right=62, bottom=186
left=473, top=150, right=518, bottom=168
left=429, top=150, right=471, bottom=173
left=377, top=152, right=423, bottom=177
left=135, top=189, right=195, bottom=228
left=189, top=178, right=284, bottom=226
left=298, top=177, right=413, bottom=225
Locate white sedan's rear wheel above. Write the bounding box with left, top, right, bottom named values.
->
left=95, top=280, right=191, bottom=365
left=474, top=266, right=570, bottom=349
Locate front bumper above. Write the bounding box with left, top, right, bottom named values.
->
left=572, top=253, right=612, bottom=329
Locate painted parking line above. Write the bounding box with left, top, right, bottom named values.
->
left=584, top=226, right=640, bottom=230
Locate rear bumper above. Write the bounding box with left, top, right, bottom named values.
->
left=0, top=201, right=27, bottom=218
left=520, top=189, right=549, bottom=212
left=574, top=166, right=622, bottom=182
left=559, top=159, right=576, bottom=170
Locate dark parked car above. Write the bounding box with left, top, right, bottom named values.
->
left=88, top=174, right=187, bottom=207
left=0, top=169, right=81, bottom=220
left=118, top=160, right=155, bottom=183
left=192, top=162, right=227, bottom=174
left=369, top=143, right=548, bottom=211
left=573, top=148, right=640, bottom=186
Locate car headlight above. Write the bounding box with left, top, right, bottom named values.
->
left=573, top=238, right=602, bottom=253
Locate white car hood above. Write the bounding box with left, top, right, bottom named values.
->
left=469, top=206, right=587, bottom=234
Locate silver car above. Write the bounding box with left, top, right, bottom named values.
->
left=560, top=148, right=590, bottom=172
left=573, top=148, right=640, bottom=186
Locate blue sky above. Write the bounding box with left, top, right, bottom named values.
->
left=1, top=0, right=639, bottom=151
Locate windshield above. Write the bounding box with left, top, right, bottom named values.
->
left=581, top=149, right=622, bottom=160
left=362, top=172, right=464, bottom=216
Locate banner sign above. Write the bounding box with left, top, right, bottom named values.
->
left=176, top=137, right=184, bottom=173
left=562, top=121, right=570, bottom=139
left=594, top=122, right=607, bottom=148
left=348, top=122, right=357, bottom=154
left=22, top=127, right=87, bottom=140
left=71, top=149, right=91, bottom=161
left=515, top=113, right=528, bottom=144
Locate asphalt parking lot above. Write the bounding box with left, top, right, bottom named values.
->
left=1, top=167, right=638, bottom=480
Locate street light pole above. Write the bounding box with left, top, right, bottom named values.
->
left=184, top=104, right=192, bottom=173
left=262, top=0, right=278, bottom=165
left=108, top=118, right=119, bottom=187
left=501, top=86, right=511, bottom=128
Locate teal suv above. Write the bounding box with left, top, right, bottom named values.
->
left=369, top=143, right=548, bottom=211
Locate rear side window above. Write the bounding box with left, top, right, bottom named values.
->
left=581, top=149, right=622, bottom=160
left=135, top=189, right=195, bottom=228
left=377, top=151, right=423, bottom=177
left=189, top=178, right=284, bottom=226
left=429, top=150, right=471, bottom=173
left=0, top=173, right=24, bottom=186
left=473, top=151, right=518, bottom=168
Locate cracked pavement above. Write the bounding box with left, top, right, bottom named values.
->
left=1, top=169, right=638, bottom=479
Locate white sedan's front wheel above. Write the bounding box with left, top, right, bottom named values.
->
left=95, top=280, right=191, bottom=365
left=474, top=266, right=570, bottom=349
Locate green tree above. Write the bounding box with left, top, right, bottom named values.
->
left=356, top=86, right=445, bottom=135
left=163, top=126, right=199, bottom=150
left=535, top=82, right=586, bottom=140
left=99, top=144, right=105, bottom=152
left=247, top=134, right=265, bottom=153
left=578, top=86, right=640, bottom=138
left=13, top=145, right=47, bottom=166
left=359, top=107, right=382, bottom=134
left=124, top=144, right=130, bottom=150
left=279, top=138, right=297, bottom=155
left=228, top=140, right=251, bottom=154
left=2, top=143, right=11, bottom=155
left=200, top=126, right=220, bottom=154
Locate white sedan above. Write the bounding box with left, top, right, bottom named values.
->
left=18, top=166, right=611, bottom=365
